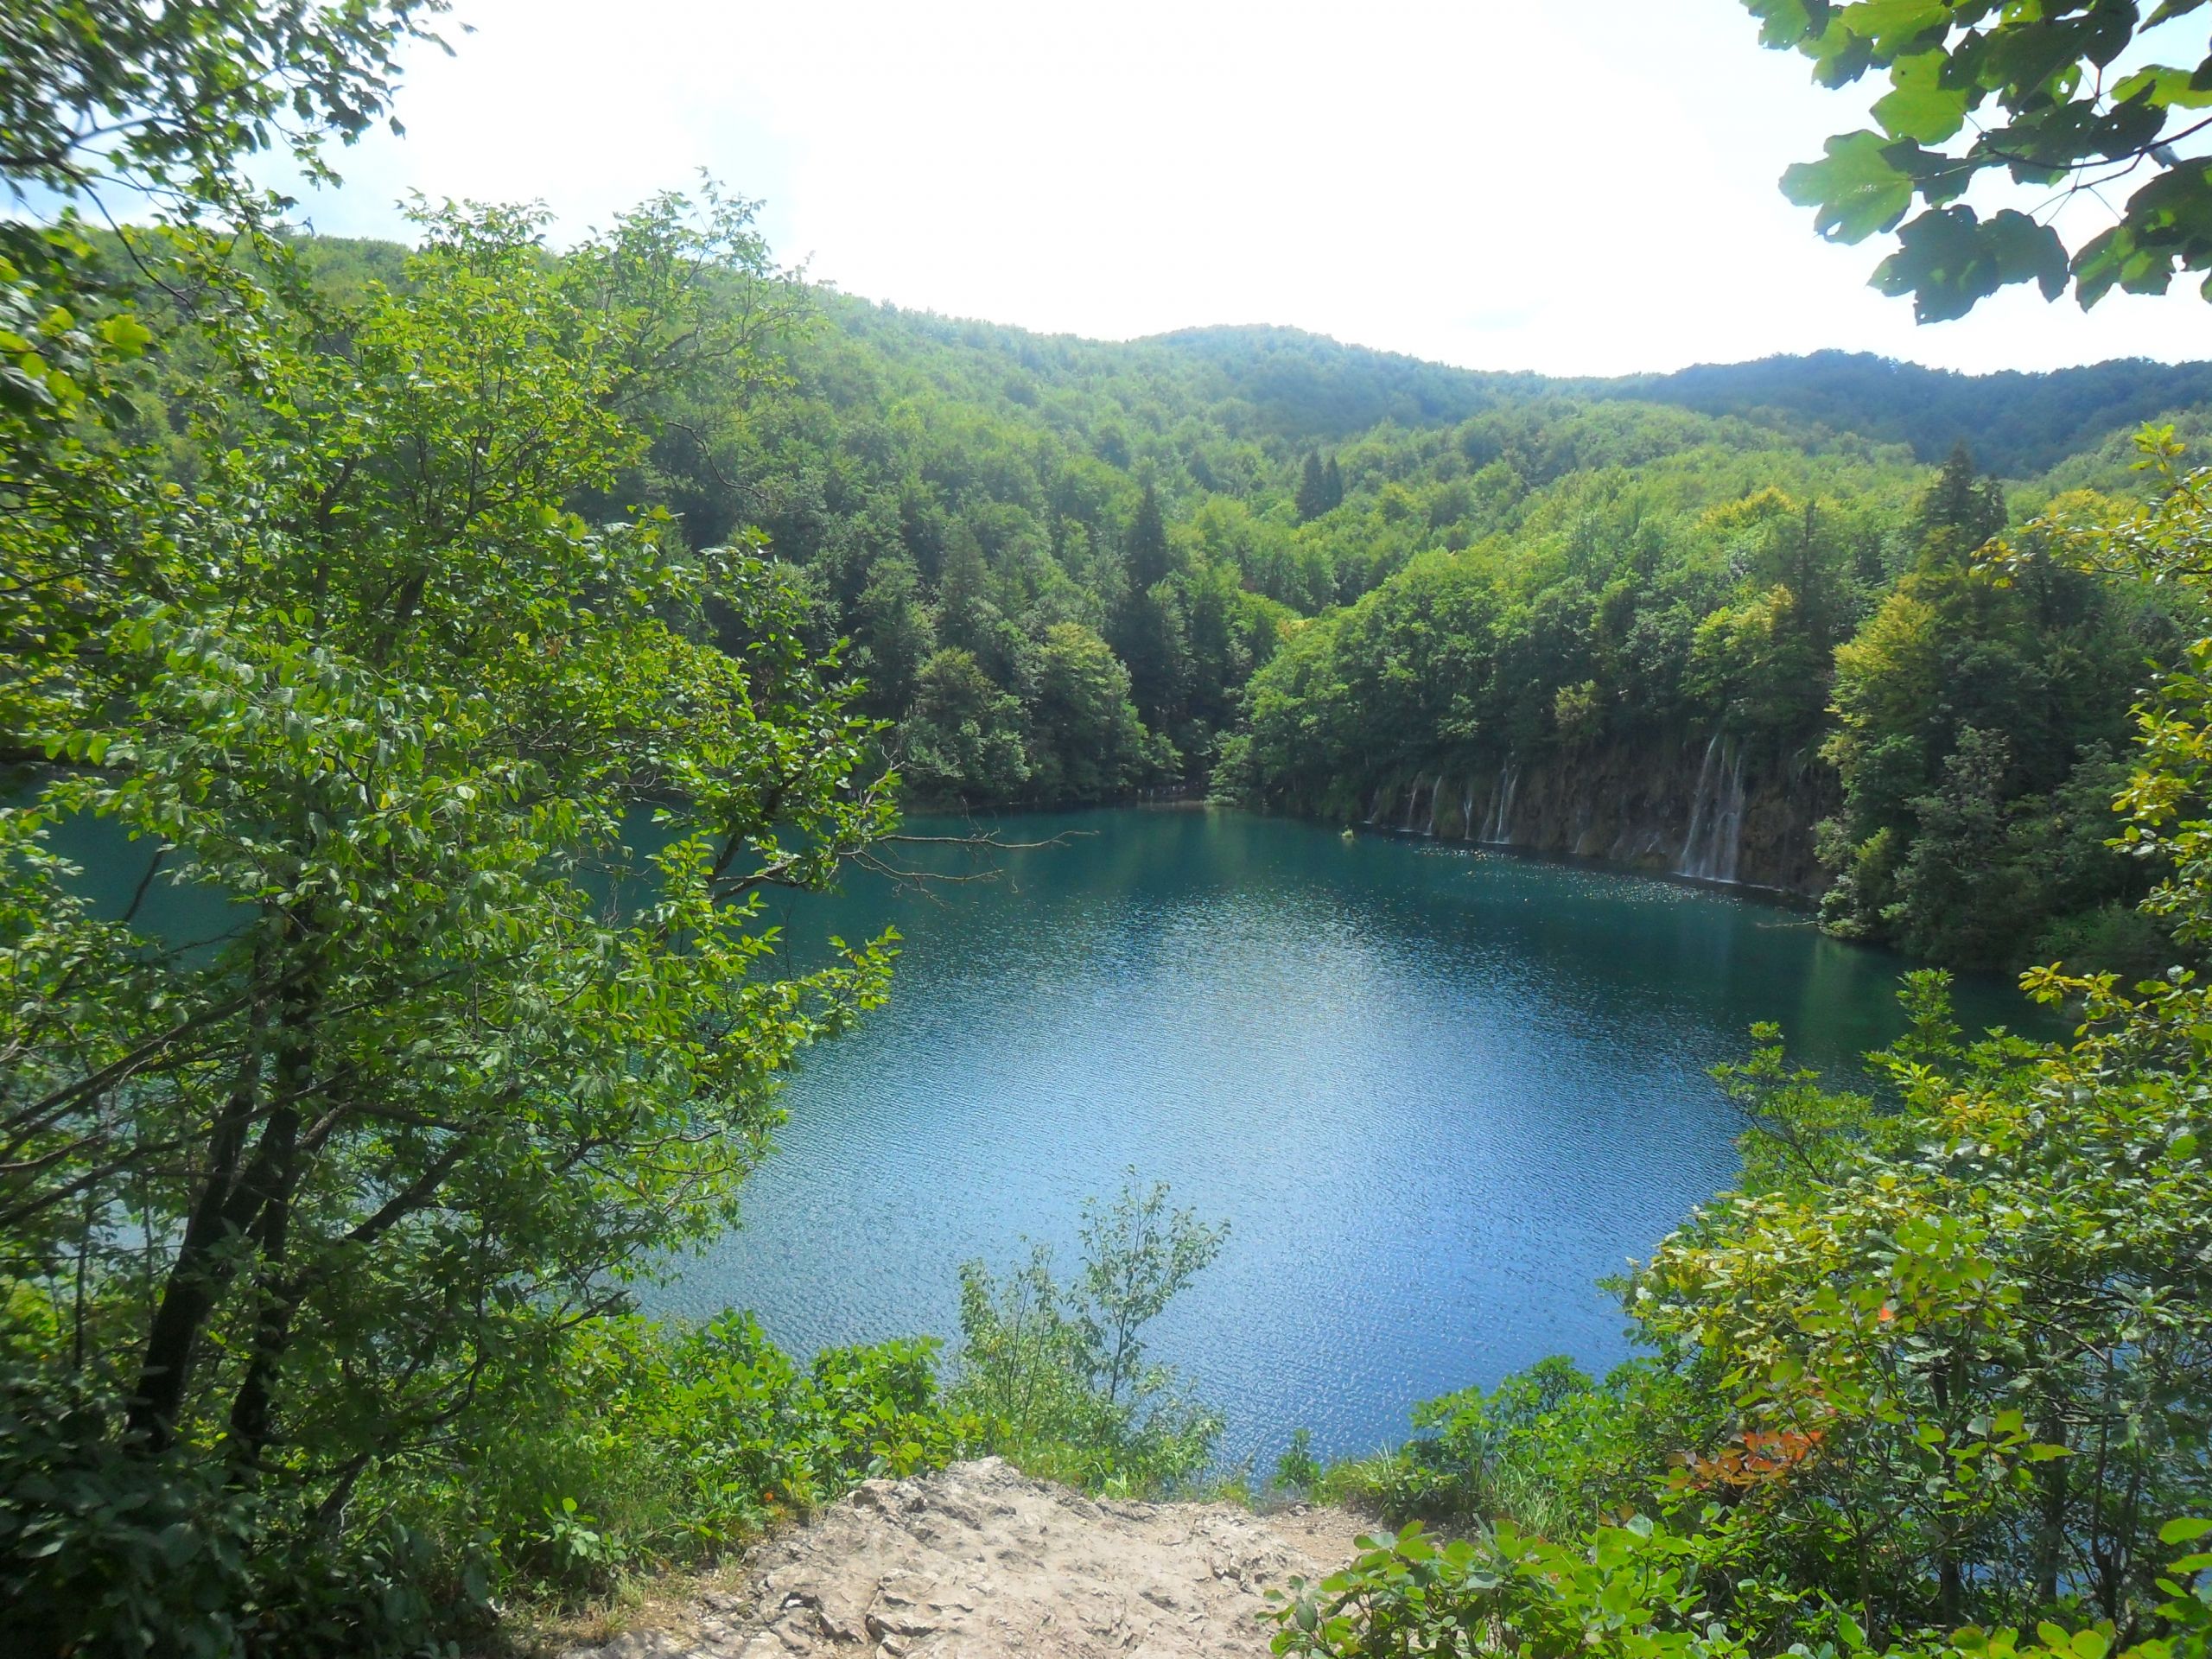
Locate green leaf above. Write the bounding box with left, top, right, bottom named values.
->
left=96, top=314, right=153, bottom=357
left=1748, top=0, right=1832, bottom=47
left=1874, top=205, right=2068, bottom=321
left=1783, top=130, right=1915, bottom=242
left=2112, top=64, right=2212, bottom=111
left=2158, top=1516, right=2212, bottom=1544
left=1873, top=52, right=1969, bottom=143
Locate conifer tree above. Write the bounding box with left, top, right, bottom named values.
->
left=1295, top=451, right=1329, bottom=523
left=1126, top=480, right=1172, bottom=592
left=1914, top=442, right=2006, bottom=555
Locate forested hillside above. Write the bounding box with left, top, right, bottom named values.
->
left=296, top=238, right=2202, bottom=975
left=1601, top=351, right=2212, bottom=475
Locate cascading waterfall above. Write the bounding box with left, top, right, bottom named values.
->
left=1426, top=779, right=1440, bottom=837
left=1461, top=778, right=1475, bottom=840
left=1402, top=777, right=1421, bottom=833
left=1677, top=735, right=1717, bottom=867
left=1675, top=733, right=1749, bottom=883
left=1482, top=763, right=1519, bottom=844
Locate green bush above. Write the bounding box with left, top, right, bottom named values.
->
left=0, top=1367, right=454, bottom=1659
left=371, top=1312, right=978, bottom=1609
left=950, top=1175, right=1228, bottom=1496
left=1268, top=1516, right=2212, bottom=1659
left=1318, top=1357, right=1715, bottom=1546
left=1274, top=1428, right=1323, bottom=1497
left=0, top=1314, right=979, bottom=1653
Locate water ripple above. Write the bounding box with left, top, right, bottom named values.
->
left=653, top=808, right=2031, bottom=1466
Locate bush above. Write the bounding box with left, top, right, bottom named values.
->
left=0, top=1367, right=453, bottom=1659
left=372, top=1312, right=978, bottom=1610
left=1317, top=1357, right=1715, bottom=1545
left=950, top=1174, right=1228, bottom=1496
left=1267, top=1516, right=2212, bottom=1659
left=1, top=1314, right=979, bottom=1654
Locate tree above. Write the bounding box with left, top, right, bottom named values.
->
left=0, top=5, right=445, bottom=771
left=1296, top=451, right=1331, bottom=522
left=897, top=647, right=1030, bottom=803
left=1744, top=0, right=2212, bottom=320
left=852, top=553, right=937, bottom=715
left=1077, top=1178, right=1227, bottom=1409
left=1914, top=442, right=2008, bottom=556
left=1817, top=448, right=2142, bottom=958
left=1125, top=480, right=1173, bottom=592
left=1020, top=621, right=1166, bottom=802
left=1, top=2, right=448, bottom=213
left=1, top=192, right=899, bottom=1649
left=951, top=1174, right=1225, bottom=1492
left=936, top=521, right=1012, bottom=677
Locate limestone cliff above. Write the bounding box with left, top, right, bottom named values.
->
left=1354, top=730, right=1835, bottom=896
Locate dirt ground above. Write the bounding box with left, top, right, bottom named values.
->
left=556, top=1457, right=1372, bottom=1659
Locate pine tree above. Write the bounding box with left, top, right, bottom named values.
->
left=1127, top=480, right=1171, bottom=592
left=1914, top=442, right=2006, bottom=553
left=1322, top=454, right=1344, bottom=512
left=1295, top=451, right=1329, bottom=523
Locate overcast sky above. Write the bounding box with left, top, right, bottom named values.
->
left=283, top=0, right=2212, bottom=378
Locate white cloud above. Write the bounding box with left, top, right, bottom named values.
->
left=284, top=0, right=2212, bottom=376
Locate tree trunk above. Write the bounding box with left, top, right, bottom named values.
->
left=124, top=1005, right=269, bottom=1452
left=2034, top=1415, right=2069, bottom=1605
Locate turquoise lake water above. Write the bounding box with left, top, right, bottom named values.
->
left=647, top=805, right=2033, bottom=1469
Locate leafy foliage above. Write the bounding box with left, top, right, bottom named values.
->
left=951, top=1175, right=1228, bottom=1496
left=395, top=1313, right=974, bottom=1607
left=0, top=1, right=447, bottom=208
left=1268, top=1514, right=2212, bottom=1659
left=1744, top=0, right=2212, bottom=319
left=0, top=12, right=925, bottom=1648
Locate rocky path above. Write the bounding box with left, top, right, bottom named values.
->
left=563, top=1458, right=1369, bottom=1659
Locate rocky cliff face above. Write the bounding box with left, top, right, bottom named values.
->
left=1357, top=730, right=1834, bottom=896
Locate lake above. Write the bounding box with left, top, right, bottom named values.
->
left=651, top=804, right=2032, bottom=1469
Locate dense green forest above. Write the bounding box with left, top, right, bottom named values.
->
left=10, top=5, right=2212, bottom=1659
left=274, top=233, right=2212, bottom=973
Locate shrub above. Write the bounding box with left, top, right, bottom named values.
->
left=951, top=1174, right=1227, bottom=1495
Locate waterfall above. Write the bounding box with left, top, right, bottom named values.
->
left=1482, top=763, right=1519, bottom=844
left=1676, top=734, right=1749, bottom=883
left=1677, top=734, right=1719, bottom=871
left=1426, top=778, right=1440, bottom=837
left=1402, top=777, right=1421, bottom=833
left=1461, top=778, right=1475, bottom=841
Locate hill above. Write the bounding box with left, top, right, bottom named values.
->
left=1598, top=348, right=2212, bottom=475
left=264, top=240, right=2212, bottom=973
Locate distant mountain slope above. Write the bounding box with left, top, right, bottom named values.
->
left=1139, top=324, right=1541, bottom=440
left=1135, top=326, right=2211, bottom=475
left=289, top=238, right=2209, bottom=477
left=1600, top=350, right=2212, bottom=476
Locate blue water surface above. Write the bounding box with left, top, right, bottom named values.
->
left=652, top=805, right=2031, bottom=1469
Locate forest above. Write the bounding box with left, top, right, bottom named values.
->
left=271, top=232, right=2209, bottom=975
left=7, top=3, right=2212, bottom=1659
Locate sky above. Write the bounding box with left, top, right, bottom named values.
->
left=280, top=0, right=2212, bottom=378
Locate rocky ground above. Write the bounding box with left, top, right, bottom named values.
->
left=559, top=1458, right=1370, bottom=1659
